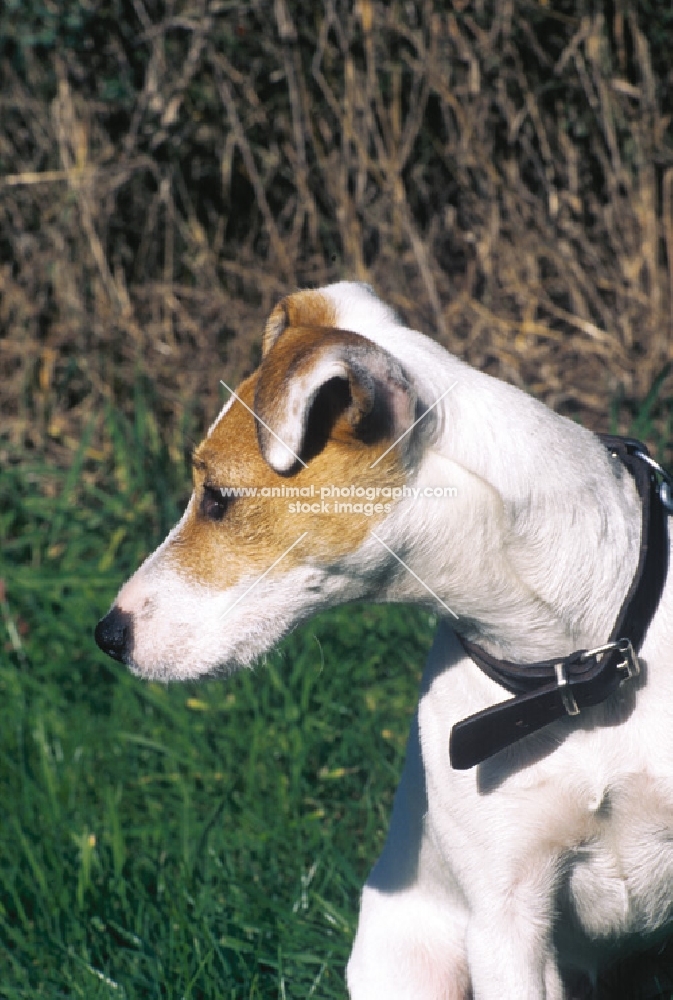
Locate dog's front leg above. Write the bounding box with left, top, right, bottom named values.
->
left=347, top=714, right=471, bottom=1000
left=347, top=883, right=470, bottom=1000
left=466, top=897, right=565, bottom=1000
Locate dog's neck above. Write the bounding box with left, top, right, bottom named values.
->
left=342, top=306, right=643, bottom=665
left=430, top=395, right=640, bottom=663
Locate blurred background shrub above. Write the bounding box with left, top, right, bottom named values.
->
left=1, top=0, right=672, bottom=473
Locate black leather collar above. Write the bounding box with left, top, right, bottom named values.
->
left=449, top=435, right=672, bottom=770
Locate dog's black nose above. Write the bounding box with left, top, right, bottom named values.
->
left=94, top=606, right=133, bottom=663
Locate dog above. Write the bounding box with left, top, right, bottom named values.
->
left=95, top=282, right=673, bottom=999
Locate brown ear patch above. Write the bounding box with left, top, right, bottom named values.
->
left=262, top=290, right=337, bottom=356
left=170, top=366, right=408, bottom=592
left=254, top=326, right=416, bottom=474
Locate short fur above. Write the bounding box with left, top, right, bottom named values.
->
left=96, top=283, right=673, bottom=999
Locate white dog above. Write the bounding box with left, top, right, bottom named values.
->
left=95, top=282, right=673, bottom=999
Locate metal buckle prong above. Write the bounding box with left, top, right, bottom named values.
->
left=555, top=663, right=580, bottom=716
left=579, top=638, right=640, bottom=685
left=579, top=641, right=621, bottom=661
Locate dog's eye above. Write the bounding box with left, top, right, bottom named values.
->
left=201, top=485, right=234, bottom=522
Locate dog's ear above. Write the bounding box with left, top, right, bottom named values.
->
left=262, top=301, right=289, bottom=356
left=262, top=290, right=338, bottom=357
left=254, top=331, right=416, bottom=473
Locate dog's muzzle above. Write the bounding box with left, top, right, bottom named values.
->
left=94, top=606, right=133, bottom=663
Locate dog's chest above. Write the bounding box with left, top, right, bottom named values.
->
left=565, top=772, right=673, bottom=940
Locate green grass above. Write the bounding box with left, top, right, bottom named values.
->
left=0, top=603, right=430, bottom=999
left=0, top=400, right=433, bottom=997
left=2, top=380, right=673, bottom=998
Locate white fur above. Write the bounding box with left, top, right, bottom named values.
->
left=108, top=282, right=673, bottom=998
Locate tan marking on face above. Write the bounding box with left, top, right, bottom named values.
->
left=166, top=329, right=407, bottom=591
left=263, top=290, right=337, bottom=356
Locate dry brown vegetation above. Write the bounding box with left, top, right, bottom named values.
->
left=1, top=0, right=672, bottom=469
left=2, top=5, right=673, bottom=994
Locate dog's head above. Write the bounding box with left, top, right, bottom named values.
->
left=94, top=283, right=432, bottom=680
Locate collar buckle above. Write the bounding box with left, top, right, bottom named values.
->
left=615, top=637, right=640, bottom=683
left=579, top=638, right=640, bottom=684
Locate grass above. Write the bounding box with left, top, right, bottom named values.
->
left=3, top=382, right=673, bottom=998
left=2, top=3, right=672, bottom=994
left=0, top=607, right=430, bottom=999
left=0, top=394, right=434, bottom=998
